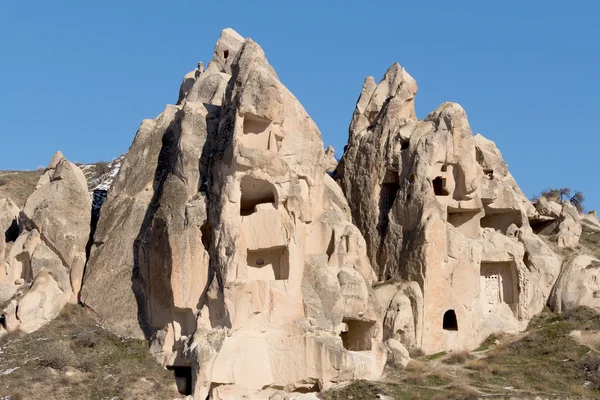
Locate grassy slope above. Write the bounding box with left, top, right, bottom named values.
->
left=0, top=161, right=112, bottom=209
left=321, top=307, right=600, bottom=400
left=0, top=305, right=181, bottom=400
left=0, top=170, right=43, bottom=208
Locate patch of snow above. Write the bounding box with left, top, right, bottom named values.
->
left=0, top=367, right=19, bottom=375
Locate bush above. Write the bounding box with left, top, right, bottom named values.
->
left=37, top=352, right=70, bottom=370
left=443, top=350, right=470, bottom=364
left=532, top=187, right=586, bottom=213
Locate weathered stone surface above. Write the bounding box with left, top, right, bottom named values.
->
left=6, top=27, right=588, bottom=397
left=189, top=34, right=385, bottom=398
left=82, top=30, right=384, bottom=398
left=386, top=338, right=410, bottom=368
left=0, top=198, right=20, bottom=262
left=548, top=255, right=600, bottom=313
left=0, top=229, right=40, bottom=304
left=3, top=270, right=68, bottom=333
left=22, top=152, right=91, bottom=300
left=557, top=201, right=582, bottom=248
left=582, top=210, right=600, bottom=232
left=324, top=145, right=337, bottom=173
left=31, top=242, right=72, bottom=296
left=535, top=196, right=562, bottom=219
left=177, top=62, right=204, bottom=105
left=81, top=32, right=236, bottom=341
left=335, top=64, right=560, bottom=353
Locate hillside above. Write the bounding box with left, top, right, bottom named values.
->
left=1, top=28, right=600, bottom=400
left=0, top=157, right=123, bottom=209
left=0, top=305, right=182, bottom=400
left=322, top=305, right=600, bottom=399
left=0, top=170, right=42, bottom=209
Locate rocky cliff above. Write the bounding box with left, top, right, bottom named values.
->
left=0, top=28, right=599, bottom=400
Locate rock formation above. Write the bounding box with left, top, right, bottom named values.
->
left=548, top=255, right=600, bottom=313
left=556, top=202, right=582, bottom=248
left=2, top=27, right=600, bottom=399
left=335, top=64, right=560, bottom=353
left=1, top=152, right=90, bottom=334
left=531, top=196, right=584, bottom=248
left=583, top=210, right=600, bottom=231
left=21, top=151, right=91, bottom=300
left=82, top=29, right=385, bottom=398
left=0, top=198, right=19, bottom=261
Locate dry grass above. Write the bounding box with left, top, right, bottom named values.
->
left=0, top=160, right=115, bottom=207
left=0, top=304, right=180, bottom=400
left=0, top=170, right=43, bottom=208
left=581, top=224, right=600, bottom=258
left=323, top=307, right=600, bottom=399
left=442, top=350, right=470, bottom=364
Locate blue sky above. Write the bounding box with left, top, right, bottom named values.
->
left=1, top=1, right=598, bottom=211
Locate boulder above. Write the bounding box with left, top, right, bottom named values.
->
left=386, top=338, right=411, bottom=368
left=582, top=210, right=600, bottom=232
left=556, top=201, right=582, bottom=248
left=324, top=145, right=337, bottom=173
left=0, top=229, right=40, bottom=304
left=22, top=152, right=91, bottom=300
left=535, top=196, right=562, bottom=219
left=0, top=198, right=20, bottom=261
left=548, top=255, right=600, bottom=313
left=3, top=270, right=68, bottom=333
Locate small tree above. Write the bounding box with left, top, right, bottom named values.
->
left=570, top=191, right=585, bottom=212
left=532, top=187, right=585, bottom=213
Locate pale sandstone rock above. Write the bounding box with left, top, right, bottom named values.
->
left=336, top=64, right=559, bottom=353
left=0, top=230, right=40, bottom=303
left=4, top=270, right=68, bottom=333
left=582, top=210, right=600, bottom=232
left=81, top=30, right=242, bottom=341
left=0, top=198, right=20, bottom=262
left=190, top=35, right=384, bottom=398
left=177, top=62, right=204, bottom=105
left=82, top=29, right=384, bottom=398
left=324, top=145, right=337, bottom=173
left=548, top=255, right=600, bottom=313
left=386, top=338, right=410, bottom=368
left=31, top=242, right=72, bottom=296
left=557, top=201, right=582, bottom=248
left=205, top=28, right=245, bottom=75
left=22, top=152, right=91, bottom=300
left=535, top=196, right=562, bottom=219
left=0, top=228, right=72, bottom=334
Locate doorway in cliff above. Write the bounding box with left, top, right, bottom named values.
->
left=443, top=310, right=458, bottom=331
left=168, top=366, right=192, bottom=395
left=246, top=246, right=289, bottom=280
left=378, top=169, right=400, bottom=233
left=340, top=318, right=375, bottom=351
left=433, top=176, right=449, bottom=196
left=239, top=176, right=277, bottom=216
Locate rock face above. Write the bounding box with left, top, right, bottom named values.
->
left=0, top=198, right=20, bottom=261
left=583, top=210, right=600, bottom=231
left=4, top=27, right=596, bottom=398
left=82, top=29, right=385, bottom=398
left=1, top=153, right=90, bottom=335
left=556, top=202, right=582, bottom=248
left=335, top=64, right=560, bottom=353
left=21, top=152, right=91, bottom=300
left=548, top=255, right=600, bottom=313
left=530, top=197, right=583, bottom=248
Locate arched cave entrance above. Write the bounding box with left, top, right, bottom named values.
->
left=443, top=310, right=458, bottom=331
